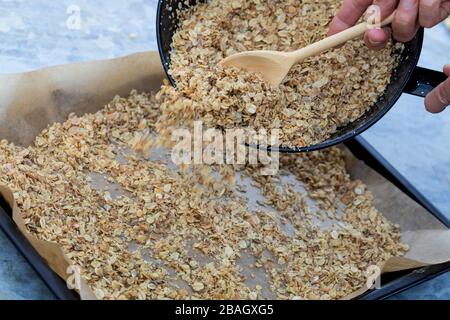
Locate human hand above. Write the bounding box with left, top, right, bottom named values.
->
left=425, top=64, right=450, bottom=113
left=328, top=0, right=450, bottom=50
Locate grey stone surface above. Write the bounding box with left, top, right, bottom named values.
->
left=0, top=0, right=449, bottom=300
left=0, top=0, right=157, bottom=74
left=0, top=225, right=54, bottom=299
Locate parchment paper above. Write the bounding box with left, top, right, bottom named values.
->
left=0, top=51, right=449, bottom=300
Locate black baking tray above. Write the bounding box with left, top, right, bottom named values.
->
left=0, top=136, right=449, bottom=300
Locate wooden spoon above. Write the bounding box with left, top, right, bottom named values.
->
left=220, top=13, right=395, bottom=87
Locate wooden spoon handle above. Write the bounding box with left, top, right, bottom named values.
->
left=290, top=11, right=396, bottom=63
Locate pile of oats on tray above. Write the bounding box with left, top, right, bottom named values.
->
left=159, top=0, right=403, bottom=148
left=0, top=90, right=407, bottom=300
left=0, top=0, right=409, bottom=300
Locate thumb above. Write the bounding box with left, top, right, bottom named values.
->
left=425, top=67, right=450, bottom=113
left=445, top=64, right=450, bottom=77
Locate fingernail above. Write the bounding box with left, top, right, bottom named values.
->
left=369, top=28, right=382, bottom=44
left=369, top=38, right=385, bottom=46
left=445, top=64, right=450, bottom=75
left=369, top=40, right=384, bottom=45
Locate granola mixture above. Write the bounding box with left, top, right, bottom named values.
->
left=0, top=91, right=408, bottom=300
left=0, top=0, right=409, bottom=300
left=159, top=0, right=403, bottom=147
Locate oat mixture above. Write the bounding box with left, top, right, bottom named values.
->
left=0, top=91, right=407, bottom=300
left=0, top=0, right=409, bottom=300
left=158, top=0, right=403, bottom=147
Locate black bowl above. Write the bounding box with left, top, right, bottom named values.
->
left=156, top=0, right=425, bottom=153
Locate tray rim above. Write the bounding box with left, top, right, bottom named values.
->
left=0, top=200, right=78, bottom=300
left=0, top=136, right=448, bottom=300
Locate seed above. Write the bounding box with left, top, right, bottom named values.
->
left=192, top=282, right=205, bottom=292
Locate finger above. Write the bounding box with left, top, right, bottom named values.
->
left=419, top=0, right=441, bottom=28
left=425, top=77, right=450, bottom=113
left=445, top=64, right=450, bottom=77
left=365, top=0, right=397, bottom=46
left=440, top=2, right=450, bottom=22
left=364, top=27, right=391, bottom=49
left=328, top=0, right=374, bottom=35
left=393, top=0, right=419, bottom=42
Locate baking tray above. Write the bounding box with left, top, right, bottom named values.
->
left=0, top=136, right=449, bottom=300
